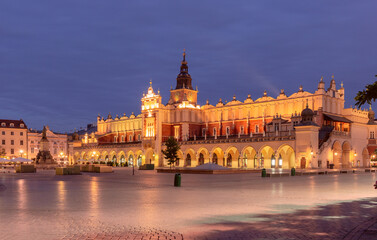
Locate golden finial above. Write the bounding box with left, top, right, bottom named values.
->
left=332, top=74, right=334, bottom=80
left=149, top=79, right=152, bottom=86
left=320, top=76, right=324, bottom=82
left=183, top=48, right=186, bottom=61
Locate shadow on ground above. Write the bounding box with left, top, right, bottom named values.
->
left=187, top=197, right=377, bottom=240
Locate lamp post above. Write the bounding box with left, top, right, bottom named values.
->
left=19, top=150, right=24, bottom=158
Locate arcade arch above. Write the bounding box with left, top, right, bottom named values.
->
left=241, top=146, right=257, bottom=168
left=277, top=144, right=295, bottom=169
left=225, top=147, right=240, bottom=168
left=258, top=145, right=274, bottom=169
left=197, top=148, right=210, bottom=165
left=362, top=148, right=369, bottom=167
left=211, top=147, right=224, bottom=166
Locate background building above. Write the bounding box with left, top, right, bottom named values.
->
left=0, top=119, right=28, bottom=159
left=28, top=126, right=68, bottom=164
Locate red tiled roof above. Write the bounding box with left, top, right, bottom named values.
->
left=0, top=119, right=27, bottom=129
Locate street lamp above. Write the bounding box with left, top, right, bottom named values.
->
left=19, top=150, right=24, bottom=158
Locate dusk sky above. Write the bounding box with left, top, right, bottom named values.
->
left=1, top=1, right=376, bottom=133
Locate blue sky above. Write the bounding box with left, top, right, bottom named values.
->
left=1, top=1, right=376, bottom=132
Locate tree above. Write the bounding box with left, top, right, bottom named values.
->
left=355, top=75, right=377, bottom=108
left=161, top=137, right=180, bottom=168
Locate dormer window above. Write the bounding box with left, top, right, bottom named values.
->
left=1, top=123, right=5, bottom=127
left=20, top=124, right=24, bottom=128
left=10, top=123, right=14, bottom=127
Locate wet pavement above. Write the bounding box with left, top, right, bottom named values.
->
left=1, top=168, right=377, bottom=239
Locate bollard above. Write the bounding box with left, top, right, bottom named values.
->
left=174, top=173, right=181, bottom=187
left=291, top=167, right=296, bottom=176
left=261, top=168, right=267, bottom=177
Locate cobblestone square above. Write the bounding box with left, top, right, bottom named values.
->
left=1, top=169, right=377, bottom=239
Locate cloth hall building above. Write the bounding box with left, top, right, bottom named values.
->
left=72, top=52, right=376, bottom=169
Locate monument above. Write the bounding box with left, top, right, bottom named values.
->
left=35, top=126, right=55, bottom=164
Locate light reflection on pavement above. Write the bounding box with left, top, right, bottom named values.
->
left=0, top=168, right=377, bottom=239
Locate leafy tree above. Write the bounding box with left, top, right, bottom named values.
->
left=355, top=75, right=377, bottom=108
left=0, top=147, right=6, bottom=158
left=161, top=137, right=180, bottom=168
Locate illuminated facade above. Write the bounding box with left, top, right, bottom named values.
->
left=28, top=126, right=68, bottom=164
left=0, top=119, right=28, bottom=159
left=73, top=51, right=375, bottom=169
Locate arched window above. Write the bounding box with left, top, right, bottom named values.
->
left=20, top=124, right=24, bottom=128
left=137, top=134, right=141, bottom=141
left=121, top=136, right=124, bottom=142
left=128, top=155, right=134, bottom=166
left=199, top=153, right=204, bottom=165
left=227, top=153, right=232, bottom=167
left=213, top=128, right=217, bottom=136
left=212, top=153, right=218, bottom=164
left=10, top=123, right=14, bottom=127
left=226, top=127, right=230, bottom=135
left=129, top=135, right=132, bottom=142
left=186, top=154, right=191, bottom=167
left=1, top=123, right=5, bottom=127
left=137, top=154, right=142, bottom=167
left=271, top=154, right=276, bottom=168
left=255, top=125, right=259, bottom=133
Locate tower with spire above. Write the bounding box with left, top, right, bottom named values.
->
left=168, top=49, right=198, bottom=106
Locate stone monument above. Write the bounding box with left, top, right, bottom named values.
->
left=35, top=126, right=55, bottom=164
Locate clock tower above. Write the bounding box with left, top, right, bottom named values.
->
left=168, top=50, right=198, bottom=107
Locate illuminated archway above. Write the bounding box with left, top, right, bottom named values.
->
left=185, top=149, right=195, bottom=167
left=176, top=150, right=184, bottom=167
left=362, top=148, right=369, bottom=167
left=342, top=141, right=351, bottom=169
left=197, top=147, right=210, bottom=166
left=241, top=146, right=257, bottom=168
left=211, top=147, right=224, bottom=166
left=332, top=141, right=342, bottom=168
left=225, top=147, right=240, bottom=168
left=258, top=145, right=274, bottom=168
left=101, top=151, right=109, bottom=162
left=277, top=144, right=296, bottom=169
left=134, top=150, right=143, bottom=166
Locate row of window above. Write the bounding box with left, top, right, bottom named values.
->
left=1, top=123, right=25, bottom=128
left=203, top=125, right=260, bottom=136
left=114, top=134, right=141, bottom=142
left=1, top=131, right=24, bottom=136
left=1, top=140, right=24, bottom=145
